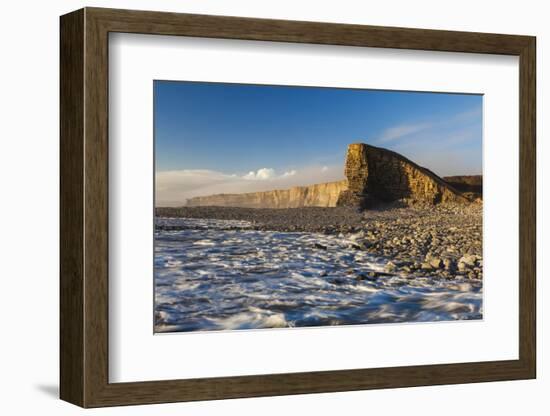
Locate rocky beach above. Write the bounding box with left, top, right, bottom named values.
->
left=156, top=201, right=482, bottom=281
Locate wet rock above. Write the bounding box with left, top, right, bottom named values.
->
left=421, top=262, right=433, bottom=270
left=385, top=261, right=397, bottom=272
left=443, top=258, right=456, bottom=271
left=356, top=272, right=379, bottom=282
left=361, top=241, right=374, bottom=249
left=348, top=243, right=363, bottom=250
left=457, top=261, right=470, bottom=272
left=349, top=231, right=365, bottom=241
left=429, top=257, right=443, bottom=269
left=459, top=254, right=477, bottom=267
left=440, top=270, right=453, bottom=279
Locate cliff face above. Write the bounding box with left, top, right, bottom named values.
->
left=186, top=180, right=348, bottom=208
left=185, top=143, right=472, bottom=209
left=336, top=143, right=468, bottom=207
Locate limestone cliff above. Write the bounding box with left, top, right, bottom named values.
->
left=336, top=143, right=468, bottom=207
left=186, top=180, right=348, bottom=208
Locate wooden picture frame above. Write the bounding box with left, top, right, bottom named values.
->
left=60, top=7, right=536, bottom=408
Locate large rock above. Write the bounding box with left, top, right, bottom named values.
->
left=336, top=143, right=468, bottom=207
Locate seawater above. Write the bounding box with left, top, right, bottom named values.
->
left=154, top=218, right=482, bottom=333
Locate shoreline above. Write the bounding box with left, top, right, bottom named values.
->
left=156, top=203, right=483, bottom=281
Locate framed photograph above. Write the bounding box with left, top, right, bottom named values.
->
left=60, top=7, right=536, bottom=408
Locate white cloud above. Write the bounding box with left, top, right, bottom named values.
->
left=321, top=166, right=329, bottom=172
left=243, top=168, right=276, bottom=180
left=242, top=167, right=296, bottom=180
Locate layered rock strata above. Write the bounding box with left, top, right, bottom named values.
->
left=186, top=180, right=347, bottom=208
left=336, top=143, right=468, bottom=207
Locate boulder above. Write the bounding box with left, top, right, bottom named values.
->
left=459, top=254, right=478, bottom=267
left=429, top=257, right=443, bottom=269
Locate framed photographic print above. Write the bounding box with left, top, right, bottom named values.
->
left=60, top=7, right=536, bottom=408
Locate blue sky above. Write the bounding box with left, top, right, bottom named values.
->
left=154, top=80, right=482, bottom=205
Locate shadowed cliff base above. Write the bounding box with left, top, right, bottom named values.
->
left=183, top=143, right=477, bottom=209
left=443, top=175, right=482, bottom=202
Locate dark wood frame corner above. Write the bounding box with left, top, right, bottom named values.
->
left=60, top=7, right=536, bottom=408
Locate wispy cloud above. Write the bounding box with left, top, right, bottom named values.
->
left=376, top=122, right=433, bottom=143
left=374, top=106, right=481, bottom=146
left=373, top=106, right=483, bottom=177
left=450, top=105, right=482, bottom=123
